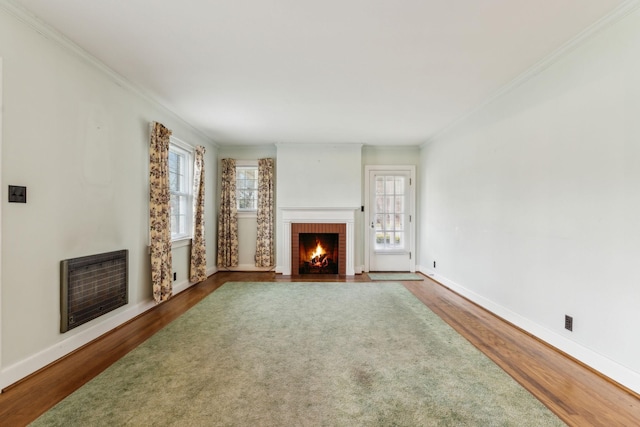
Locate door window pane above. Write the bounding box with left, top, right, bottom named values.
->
left=373, top=174, right=407, bottom=251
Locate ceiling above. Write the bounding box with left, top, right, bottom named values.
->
left=11, top=0, right=625, bottom=146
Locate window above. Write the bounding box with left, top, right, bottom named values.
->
left=374, top=175, right=407, bottom=250
left=169, top=139, right=193, bottom=241
left=236, top=164, right=258, bottom=212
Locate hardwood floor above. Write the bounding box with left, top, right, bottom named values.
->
left=1, top=272, right=638, bottom=426
left=403, top=279, right=640, bottom=426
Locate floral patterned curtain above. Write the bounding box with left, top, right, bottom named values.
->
left=217, top=158, right=238, bottom=267
left=255, top=158, right=275, bottom=267
left=190, top=146, right=207, bottom=282
left=149, top=122, right=173, bottom=303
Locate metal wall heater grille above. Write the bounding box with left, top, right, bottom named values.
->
left=60, top=250, right=128, bottom=333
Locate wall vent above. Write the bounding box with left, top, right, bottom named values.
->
left=60, top=250, right=128, bottom=333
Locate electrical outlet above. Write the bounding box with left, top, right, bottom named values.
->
left=173, top=272, right=177, bottom=281
left=565, top=315, right=573, bottom=331
left=433, top=260, right=436, bottom=268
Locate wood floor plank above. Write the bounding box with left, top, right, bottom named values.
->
left=403, top=277, right=640, bottom=426
left=0, top=272, right=638, bottom=426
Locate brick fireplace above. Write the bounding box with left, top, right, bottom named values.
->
left=280, top=208, right=356, bottom=276
left=292, top=223, right=346, bottom=275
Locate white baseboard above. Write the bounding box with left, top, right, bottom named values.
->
left=0, top=298, right=154, bottom=391
left=417, top=267, right=640, bottom=394
left=0, top=272, right=215, bottom=392
left=219, top=264, right=276, bottom=272
left=173, top=279, right=194, bottom=294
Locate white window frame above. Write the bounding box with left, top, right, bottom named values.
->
left=236, top=160, right=258, bottom=218
left=169, top=137, right=194, bottom=243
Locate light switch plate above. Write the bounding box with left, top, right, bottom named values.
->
left=9, top=185, right=27, bottom=203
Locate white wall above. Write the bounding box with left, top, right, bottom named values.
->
left=276, top=144, right=362, bottom=273
left=419, top=7, right=640, bottom=393
left=362, top=145, right=420, bottom=166
left=276, top=144, right=362, bottom=208
left=0, top=6, right=217, bottom=388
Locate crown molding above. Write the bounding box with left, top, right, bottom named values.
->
left=421, top=0, right=640, bottom=148
left=0, top=0, right=217, bottom=147
left=275, top=142, right=363, bottom=149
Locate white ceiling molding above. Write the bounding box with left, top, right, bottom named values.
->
left=421, top=0, right=640, bottom=147
left=0, top=0, right=217, bottom=146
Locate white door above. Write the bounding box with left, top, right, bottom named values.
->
left=365, top=166, right=415, bottom=272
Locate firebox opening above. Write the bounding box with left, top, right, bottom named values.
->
left=299, top=233, right=339, bottom=274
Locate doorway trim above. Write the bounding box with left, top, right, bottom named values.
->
left=364, top=165, right=416, bottom=273
left=1, top=58, right=4, bottom=374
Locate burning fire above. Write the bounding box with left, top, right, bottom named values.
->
left=309, top=242, right=329, bottom=267
left=310, top=242, right=325, bottom=260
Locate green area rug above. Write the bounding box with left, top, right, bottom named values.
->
left=31, top=282, right=563, bottom=426
left=368, top=272, right=424, bottom=281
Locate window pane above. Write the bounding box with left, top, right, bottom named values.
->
left=375, top=177, right=385, bottom=195
left=236, top=166, right=259, bottom=211
left=170, top=193, right=188, bottom=237
left=374, top=214, right=384, bottom=231
left=168, top=141, right=193, bottom=240
left=384, top=214, right=393, bottom=230
left=170, top=195, right=179, bottom=215
left=385, top=176, right=394, bottom=194
left=385, top=196, right=394, bottom=213
left=395, top=177, right=405, bottom=195
left=177, top=214, right=186, bottom=235
left=169, top=152, right=178, bottom=192
left=169, top=173, right=178, bottom=192
left=169, top=149, right=187, bottom=194
left=171, top=214, right=178, bottom=235
left=169, top=151, right=178, bottom=171
left=395, top=196, right=404, bottom=213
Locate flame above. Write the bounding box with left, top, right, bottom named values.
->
left=310, top=242, right=325, bottom=260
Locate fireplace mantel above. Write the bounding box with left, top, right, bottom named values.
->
left=281, top=207, right=357, bottom=276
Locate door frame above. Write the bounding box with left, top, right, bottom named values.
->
left=0, top=58, right=4, bottom=371
left=364, top=165, right=416, bottom=273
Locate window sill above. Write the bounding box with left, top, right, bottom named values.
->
left=172, top=238, right=192, bottom=249
left=238, top=211, right=257, bottom=219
